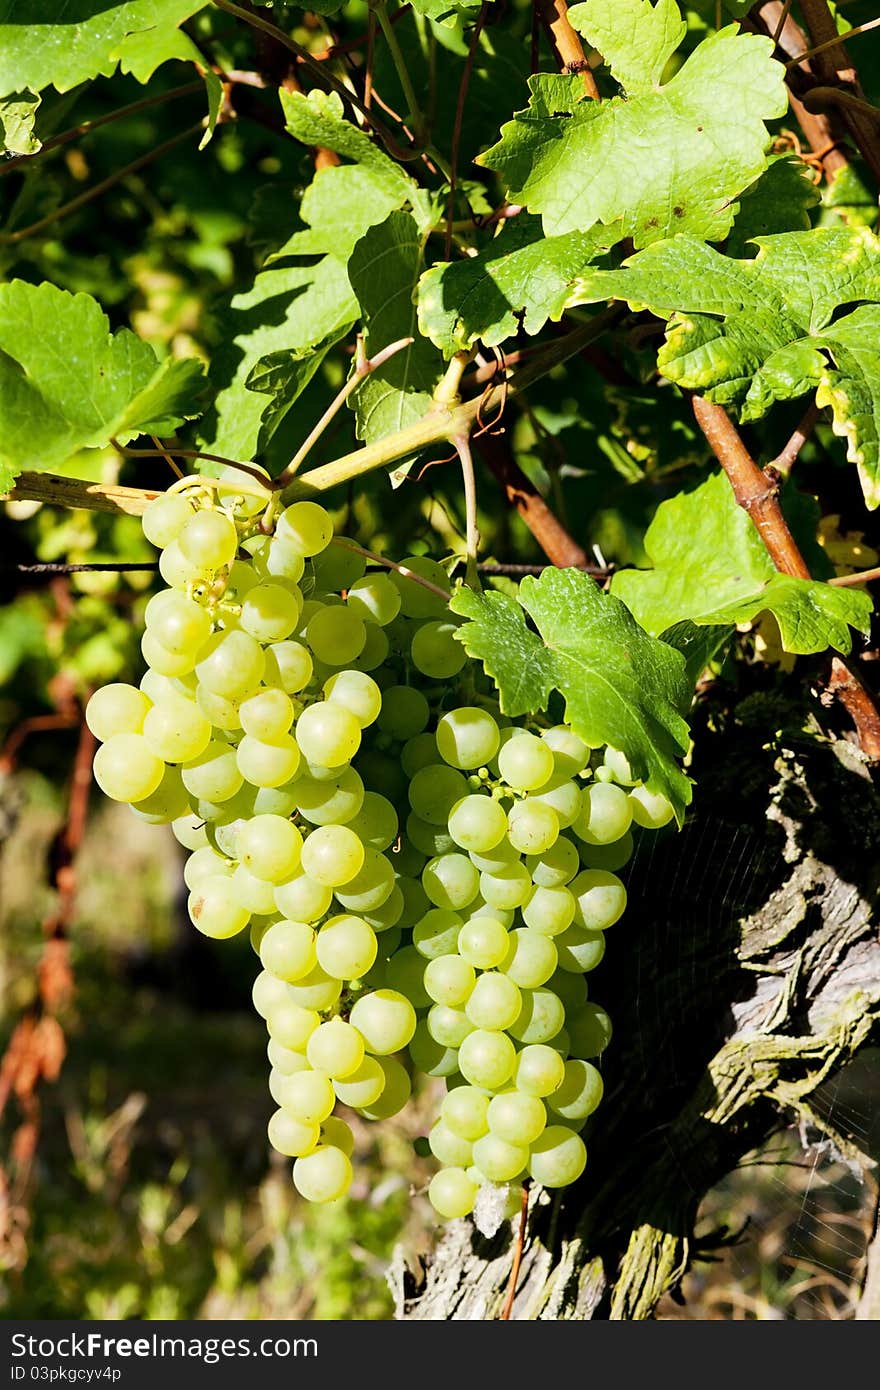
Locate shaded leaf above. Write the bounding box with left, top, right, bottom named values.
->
left=245, top=325, right=353, bottom=452
left=0, top=90, right=40, bottom=156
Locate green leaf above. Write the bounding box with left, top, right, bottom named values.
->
left=659, top=620, right=733, bottom=688
left=245, top=325, right=353, bottom=452
left=450, top=570, right=692, bottom=818
left=0, top=90, right=40, bottom=156
left=417, top=215, right=612, bottom=358
left=727, top=156, right=820, bottom=258
left=199, top=68, right=223, bottom=150
left=610, top=470, right=873, bottom=654
left=478, top=0, right=786, bottom=246
left=573, top=228, right=880, bottom=505
left=347, top=212, right=444, bottom=455
left=0, top=1, right=206, bottom=95
left=0, top=281, right=205, bottom=490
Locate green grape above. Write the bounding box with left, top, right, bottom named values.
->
left=324, top=669, right=381, bottom=727
left=457, top=1029, right=516, bottom=1089
left=293, top=1145, right=353, bottom=1203
left=410, top=1023, right=459, bottom=1077
left=294, top=766, right=364, bottom=826
left=413, top=908, right=463, bottom=959
left=158, top=539, right=209, bottom=590
left=315, top=913, right=377, bottom=979
left=566, top=1001, right=612, bottom=1058
left=274, top=871, right=334, bottom=923
left=349, top=989, right=417, bottom=1054
left=264, top=640, right=313, bottom=694
left=410, top=621, right=466, bottom=679
left=441, top=1086, right=489, bottom=1141
left=196, top=684, right=242, bottom=731
left=521, top=884, right=576, bottom=936
left=196, top=630, right=265, bottom=701
left=390, top=556, right=450, bottom=618
left=311, top=540, right=366, bottom=591
left=277, top=501, right=333, bottom=556
left=501, top=928, right=558, bottom=988
left=341, top=792, right=398, bottom=852
left=231, top=865, right=278, bottom=916
left=498, top=733, right=555, bottom=792
left=427, top=1003, right=474, bottom=1049
left=548, top=1059, right=603, bottom=1122
left=237, top=814, right=303, bottom=883
left=487, top=1091, right=546, bottom=1146
left=472, top=1133, right=528, bottom=1183
left=188, top=877, right=250, bottom=939
left=405, top=812, right=455, bottom=858
left=183, top=846, right=232, bottom=891
left=468, top=903, right=515, bottom=927
left=511, top=1044, right=566, bottom=1099
left=285, top=963, right=343, bottom=1011
left=525, top=836, right=580, bottom=888
left=447, top=795, right=507, bottom=853
left=391, top=837, right=426, bottom=877
left=508, top=799, right=559, bottom=855
left=86, top=683, right=151, bottom=741
left=319, top=1117, right=355, bottom=1157
left=349, top=620, right=389, bottom=674
left=301, top=825, right=364, bottom=887
left=469, top=837, right=520, bottom=873
left=181, top=740, right=243, bottom=802
left=435, top=707, right=500, bottom=770
left=530, top=775, right=582, bottom=830
left=277, top=1069, right=335, bottom=1125
left=422, top=853, right=480, bottom=911
left=465, top=972, right=522, bottom=1031
left=268, top=1109, right=319, bottom=1158
left=429, top=1121, right=473, bottom=1168
left=603, top=746, right=636, bottom=785
left=260, top=919, right=317, bottom=982
left=171, top=813, right=210, bottom=851
left=307, top=606, right=366, bottom=665
left=178, top=509, right=238, bottom=569
left=141, top=629, right=197, bottom=678
left=130, top=764, right=190, bottom=823
left=145, top=590, right=212, bottom=656
left=253, top=970, right=295, bottom=1019
left=306, top=1019, right=365, bottom=1079
left=332, top=1055, right=386, bottom=1108
left=569, top=869, right=627, bottom=930
left=346, top=574, right=401, bottom=626
left=362, top=883, right=404, bottom=931
left=528, top=1126, right=586, bottom=1188
left=239, top=687, right=294, bottom=741
left=93, top=734, right=165, bottom=803
left=428, top=1168, right=477, bottom=1220
left=268, top=1038, right=310, bottom=1076
left=142, top=697, right=212, bottom=764
left=141, top=493, right=195, bottom=548
left=357, top=748, right=407, bottom=803
left=408, top=765, right=468, bottom=826
left=629, top=784, right=675, bottom=829
left=240, top=583, right=300, bottom=643
left=295, top=700, right=361, bottom=767
left=479, top=862, right=532, bottom=911
left=237, top=733, right=301, bottom=788
left=509, top=987, right=565, bottom=1045
left=401, top=732, right=438, bottom=779
left=579, top=832, right=633, bottom=872
left=541, top=726, right=590, bottom=777
left=265, top=999, right=321, bottom=1051
left=457, top=916, right=509, bottom=969
left=424, top=955, right=476, bottom=1007
left=575, top=782, right=633, bottom=845
left=384, top=945, right=432, bottom=1009
left=334, top=847, right=395, bottom=912
left=377, top=685, right=429, bottom=739
left=555, top=924, right=606, bottom=973
left=222, top=558, right=259, bottom=605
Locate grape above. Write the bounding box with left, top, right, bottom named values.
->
left=306, top=1019, right=365, bottom=1079
left=142, top=697, right=212, bottom=764
left=529, top=775, right=582, bottom=830
left=469, top=838, right=519, bottom=873
left=547, top=1059, right=603, bottom=1122
left=188, top=877, right=250, bottom=939
left=541, top=726, right=589, bottom=777
left=525, top=836, right=580, bottom=887
left=441, top=1087, right=489, bottom=1141
left=428, top=1168, right=477, bottom=1220
left=390, top=556, right=450, bottom=618
left=349, top=989, right=417, bottom=1054
left=457, top=1029, right=516, bottom=1089
left=265, top=999, right=321, bottom=1051
left=479, top=862, right=532, bottom=911
left=253, top=970, right=295, bottom=1019
left=332, top=1056, right=386, bottom=1108
left=93, top=734, right=165, bottom=803
left=362, top=884, right=404, bottom=931
left=509, top=987, right=565, bottom=1045
left=401, top=733, right=438, bottom=778
left=179, top=509, right=238, bottom=569
left=241, top=583, right=300, bottom=643
left=239, top=687, right=294, bottom=741
left=429, top=1122, right=473, bottom=1168
left=408, top=765, right=468, bottom=826
left=319, top=1117, right=355, bottom=1157
left=422, top=853, right=480, bottom=911
left=569, top=869, right=627, bottom=930
left=277, top=501, right=333, bottom=556
left=294, top=766, right=364, bottom=826
left=172, top=814, right=210, bottom=851
left=237, top=814, right=303, bottom=883
left=427, top=1003, right=473, bottom=1049
left=528, top=1126, right=586, bottom=1188
left=316, top=914, right=378, bottom=980
left=334, top=848, right=395, bottom=913
left=268, top=1109, right=319, bottom=1158
left=196, top=630, right=265, bottom=701
left=218, top=463, right=272, bottom=519
left=435, top=707, right=500, bottom=770
left=342, top=793, right=398, bottom=852
left=293, top=1145, right=353, bottom=1203
left=465, top=972, right=522, bottom=1031
left=145, top=590, right=211, bottom=656
left=130, top=765, right=190, bottom=823
left=413, top=908, right=463, bottom=959
left=301, top=826, right=364, bottom=887
left=307, top=606, right=366, bottom=665
left=566, top=1001, right=612, bottom=1058
left=511, top=1044, right=566, bottom=1099
left=501, top=929, right=558, bottom=988
left=411, top=621, right=466, bottom=679
left=457, top=916, right=509, bottom=970
left=575, top=782, right=633, bottom=845
left=521, top=884, right=576, bottom=936
left=141, top=629, right=197, bottom=678
left=377, top=685, right=430, bottom=739
left=488, top=1092, right=546, bottom=1146
left=264, top=640, right=313, bottom=694
left=184, top=846, right=232, bottom=891
left=267, top=1038, right=310, bottom=1076
left=231, top=865, right=278, bottom=916
left=384, top=945, right=432, bottom=1009
left=182, top=741, right=243, bottom=802
left=324, top=670, right=381, bottom=727
left=346, top=574, right=401, bottom=625
left=260, top=919, right=317, bottom=982
left=579, top=832, right=633, bottom=872
left=507, top=799, right=559, bottom=855
left=555, top=924, right=606, bottom=974
left=447, top=795, right=507, bottom=854
left=284, top=964, right=343, bottom=1012
left=410, top=1023, right=459, bottom=1077
left=603, top=747, right=636, bottom=785
left=196, top=685, right=242, bottom=731
left=295, top=701, right=361, bottom=767
left=472, top=1134, right=528, bottom=1183
left=350, top=621, right=389, bottom=674
left=274, top=871, right=333, bottom=922
left=498, top=734, right=554, bottom=791
left=406, top=813, right=455, bottom=858
left=86, top=683, right=151, bottom=741
left=423, top=955, right=476, bottom=1007
left=158, top=540, right=208, bottom=590
left=237, top=733, right=301, bottom=788
left=629, top=785, right=675, bottom=829
left=141, top=492, right=195, bottom=548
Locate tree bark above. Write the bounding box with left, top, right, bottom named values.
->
left=395, top=730, right=880, bottom=1319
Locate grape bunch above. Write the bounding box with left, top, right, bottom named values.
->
left=84, top=473, right=675, bottom=1219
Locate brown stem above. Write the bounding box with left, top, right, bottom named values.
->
left=754, top=4, right=850, bottom=180
left=829, top=565, right=880, bottom=589
left=500, top=1183, right=530, bottom=1320
left=478, top=561, right=609, bottom=577
left=536, top=0, right=600, bottom=99
left=692, top=396, right=880, bottom=759
left=788, top=16, right=880, bottom=67
left=477, top=430, right=590, bottom=570
left=770, top=402, right=821, bottom=477
left=797, top=0, right=880, bottom=186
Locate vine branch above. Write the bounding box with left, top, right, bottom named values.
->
left=797, top=0, right=880, bottom=186
left=536, top=0, right=600, bottom=99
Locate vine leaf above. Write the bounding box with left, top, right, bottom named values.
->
left=0, top=90, right=40, bottom=155
left=418, top=215, right=612, bottom=358
left=0, top=281, right=205, bottom=489
left=450, top=569, right=692, bottom=819
left=245, top=325, right=353, bottom=454
left=659, top=620, right=733, bottom=688
left=727, top=156, right=820, bottom=258
left=0, top=1, right=206, bottom=95
left=574, top=228, right=880, bottom=506
left=478, top=0, right=786, bottom=246
left=610, top=471, right=873, bottom=654
left=347, top=212, right=444, bottom=466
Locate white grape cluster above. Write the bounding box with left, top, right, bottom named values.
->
left=84, top=475, right=674, bottom=1218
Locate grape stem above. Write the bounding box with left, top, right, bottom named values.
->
left=331, top=537, right=451, bottom=600
left=500, top=1181, right=531, bottom=1320
left=453, top=434, right=481, bottom=591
